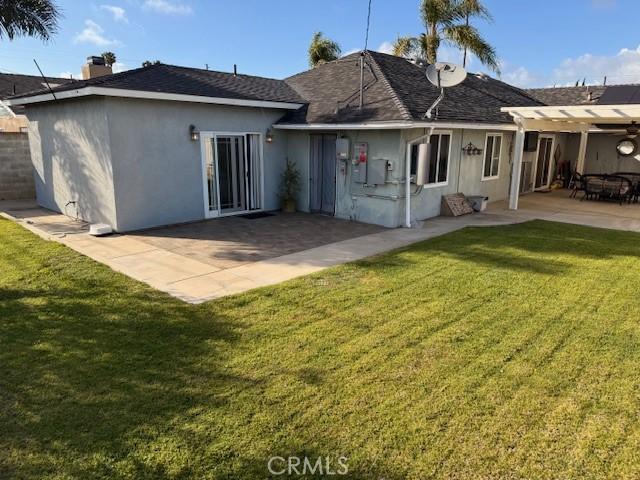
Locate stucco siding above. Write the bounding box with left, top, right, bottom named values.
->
left=287, top=127, right=515, bottom=228
left=568, top=132, right=640, bottom=174
left=105, top=97, right=288, bottom=231
left=26, top=97, right=117, bottom=226
left=285, top=130, right=310, bottom=212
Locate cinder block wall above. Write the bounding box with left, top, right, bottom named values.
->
left=0, top=132, right=34, bottom=200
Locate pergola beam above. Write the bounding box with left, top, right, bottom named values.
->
left=518, top=118, right=590, bottom=133
left=501, top=104, right=640, bottom=123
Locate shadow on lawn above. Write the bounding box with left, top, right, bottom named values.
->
left=0, top=277, right=246, bottom=478
left=0, top=281, right=403, bottom=478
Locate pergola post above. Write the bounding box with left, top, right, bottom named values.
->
left=509, top=122, right=526, bottom=210
left=576, top=129, right=589, bottom=174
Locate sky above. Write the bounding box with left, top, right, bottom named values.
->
left=1, top=0, right=640, bottom=88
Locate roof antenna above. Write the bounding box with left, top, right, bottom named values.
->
left=603, top=75, right=607, bottom=85
left=205, top=63, right=209, bottom=70
left=33, top=59, right=57, bottom=101
left=233, top=64, right=237, bottom=77
left=359, top=0, right=372, bottom=110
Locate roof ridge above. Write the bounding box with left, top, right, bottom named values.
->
left=365, top=51, right=412, bottom=121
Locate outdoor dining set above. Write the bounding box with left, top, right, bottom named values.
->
left=570, top=172, right=640, bottom=205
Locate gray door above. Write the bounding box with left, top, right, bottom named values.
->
left=310, top=134, right=336, bottom=215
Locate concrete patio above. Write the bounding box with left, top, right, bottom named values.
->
left=3, top=190, right=640, bottom=303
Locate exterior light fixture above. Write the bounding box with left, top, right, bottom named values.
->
left=189, top=124, right=199, bottom=141
left=462, top=142, right=482, bottom=156
left=265, top=129, right=274, bottom=143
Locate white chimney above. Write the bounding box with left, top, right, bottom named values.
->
left=81, top=56, right=112, bottom=80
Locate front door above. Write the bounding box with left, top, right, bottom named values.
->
left=201, top=133, right=262, bottom=218
left=309, top=134, right=336, bottom=215
left=534, top=135, right=554, bottom=190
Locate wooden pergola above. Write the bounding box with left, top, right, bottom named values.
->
left=501, top=104, right=640, bottom=209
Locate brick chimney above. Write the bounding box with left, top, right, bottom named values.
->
left=81, top=56, right=112, bottom=80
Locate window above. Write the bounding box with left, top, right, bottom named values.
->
left=483, top=133, right=502, bottom=180
left=410, top=133, right=451, bottom=185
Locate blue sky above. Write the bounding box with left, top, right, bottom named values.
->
left=1, top=0, right=639, bottom=87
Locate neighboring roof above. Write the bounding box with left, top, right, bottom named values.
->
left=8, top=63, right=305, bottom=106
left=280, top=50, right=542, bottom=125
left=0, top=72, right=74, bottom=114
left=526, top=85, right=608, bottom=106
left=597, top=85, right=640, bottom=105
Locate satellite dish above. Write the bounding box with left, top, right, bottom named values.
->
left=426, top=62, right=467, bottom=88
left=424, top=62, right=467, bottom=119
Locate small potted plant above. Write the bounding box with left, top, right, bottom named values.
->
left=280, top=159, right=300, bottom=213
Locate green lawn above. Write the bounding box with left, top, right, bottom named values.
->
left=2, top=217, right=640, bottom=479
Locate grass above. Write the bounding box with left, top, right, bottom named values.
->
left=1, top=217, right=640, bottom=479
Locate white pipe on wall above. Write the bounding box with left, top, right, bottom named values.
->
left=405, top=127, right=434, bottom=228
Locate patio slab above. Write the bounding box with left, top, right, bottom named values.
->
left=4, top=192, right=640, bottom=303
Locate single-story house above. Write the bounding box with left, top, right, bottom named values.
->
left=6, top=52, right=640, bottom=231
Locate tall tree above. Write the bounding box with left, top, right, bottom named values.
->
left=0, top=0, right=61, bottom=42
left=392, top=0, right=499, bottom=73
left=459, top=0, right=492, bottom=68
left=308, top=32, right=341, bottom=68
left=101, top=51, right=116, bottom=67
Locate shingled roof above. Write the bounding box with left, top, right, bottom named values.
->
left=280, top=50, right=542, bottom=125
left=526, top=85, right=607, bottom=106
left=9, top=63, right=305, bottom=105
left=10, top=53, right=541, bottom=126
left=0, top=72, right=74, bottom=114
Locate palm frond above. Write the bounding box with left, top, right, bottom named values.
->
left=420, top=0, right=463, bottom=29
left=0, top=0, right=61, bottom=41
left=455, top=0, right=492, bottom=22
left=308, top=31, right=341, bottom=67
left=391, top=36, right=417, bottom=57
left=444, top=24, right=499, bottom=73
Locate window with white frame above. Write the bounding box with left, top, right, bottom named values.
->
left=410, top=132, right=451, bottom=185
left=482, top=133, right=502, bottom=179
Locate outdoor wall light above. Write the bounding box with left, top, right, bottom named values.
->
left=189, top=124, right=199, bottom=141
left=462, top=142, right=482, bottom=156
left=266, top=128, right=274, bottom=143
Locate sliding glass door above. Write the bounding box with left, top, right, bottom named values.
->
left=201, top=133, right=262, bottom=218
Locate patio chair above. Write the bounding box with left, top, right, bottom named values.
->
left=582, top=174, right=605, bottom=201
left=569, top=171, right=585, bottom=198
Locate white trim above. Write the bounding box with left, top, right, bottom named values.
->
left=481, top=132, right=503, bottom=181
left=408, top=129, right=453, bottom=188
left=6, top=86, right=304, bottom=110
left=274, top=121, right=518, bottom=131
left=532, top=134, right=555, bottom=191
left=199, top=130, right=265, bottom=219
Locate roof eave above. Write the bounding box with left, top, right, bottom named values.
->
left=273, top=120, right=518, bottom=131
left=5, top=86, right=305, bottom=110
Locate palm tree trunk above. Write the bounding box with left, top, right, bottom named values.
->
left=462, top=14, right=469, bottom=68
left=425, top=25, right=439, bottom=64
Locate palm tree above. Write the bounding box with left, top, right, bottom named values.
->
left=391, top=0, right=499, bottom=73
left=308, top=32, right=341, bottom=68
left=0, top=0, right=61, bottom=42
left=102, top=51, right=116, bottom=67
